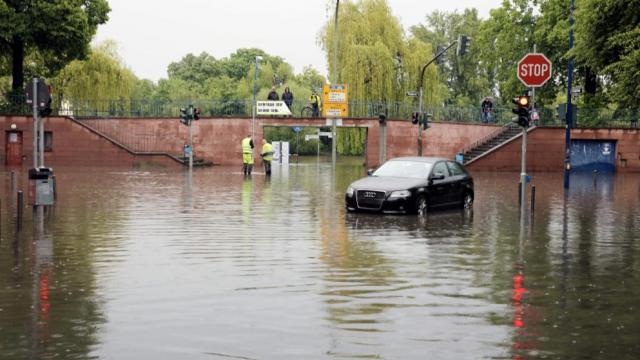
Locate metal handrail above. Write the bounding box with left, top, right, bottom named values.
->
left=460, top=122, right=514, bottom=155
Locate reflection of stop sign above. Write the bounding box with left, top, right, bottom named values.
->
left=517, top=53, right=552, bottom=87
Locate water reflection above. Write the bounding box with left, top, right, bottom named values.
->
left=0, top=163, right=638, bottom=359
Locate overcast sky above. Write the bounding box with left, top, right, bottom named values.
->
left=94, top=0, right=502, bottom=82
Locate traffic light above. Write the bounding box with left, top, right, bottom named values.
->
left=193, top=107, right=200, bottom=120
left=39, top=97, right=52, bottom=117
left=411, top=112, right=419, bottom=125
left=456, top=35, right=471, bottom=56
left=436, top=45, right=445, bottom=65
left=378, top=113, right=386, bottom=125
left=512, top=96, right=530, bottom=128
left=180, top=107, right=190, bottom=125
left=422, top=113, right=432, bottom=129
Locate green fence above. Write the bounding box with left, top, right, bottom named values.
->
left=1, top=95, right=637, bottom=128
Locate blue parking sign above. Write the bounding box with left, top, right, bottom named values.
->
left=293, top=126, right=302, bottom=133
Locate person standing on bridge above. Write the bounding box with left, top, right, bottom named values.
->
left=261, top=139, right=274, bottom=176
left=282, top=87, right=294, bottom=115
left=267, top=86, right=279, bottom=101
left=310, top=90, right=321, bottom=118
left=241, top=134, right=254, bottom=176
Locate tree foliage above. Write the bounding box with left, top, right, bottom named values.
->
left=321, top=0, right=442, bottom=109
left=411, top=9, right=487, bottom=106
left=0, top=0, right=110, bottom=95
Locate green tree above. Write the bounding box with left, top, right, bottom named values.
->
left=411, top=9, right=488, bottom=106
left=573, top=0, right=640, bottom=109
left=320, top=0, right=442, bottom=110
left=0, top=0, right=110, bottom=96
left=476, top=0, right=537, bottom=105
left=167, top=52, right=222, bottom=84
left=52, top=41, right=137, bottom=115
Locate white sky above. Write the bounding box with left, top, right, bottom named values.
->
left=94, top=0, right=502, bottom=82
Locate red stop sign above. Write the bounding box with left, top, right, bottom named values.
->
left=517, top=53, right=552, bottom=87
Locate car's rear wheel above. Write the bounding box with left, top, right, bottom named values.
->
left=416, top=196, right=428, bottom=215
left=462, top=192, right=474, bottom=209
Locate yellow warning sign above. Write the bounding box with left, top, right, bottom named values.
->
left=322, top=84, right=349, bottom=118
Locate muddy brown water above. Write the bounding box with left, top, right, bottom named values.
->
left=0, top=159, right=638, bottom=359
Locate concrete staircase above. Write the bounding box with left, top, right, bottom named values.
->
left=176, top=156, right=214, bottom=167
left=462, top=123, right=525, bottom=164
left=68, top=116, right=214, bottom=167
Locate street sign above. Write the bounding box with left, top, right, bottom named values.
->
left=322, top=84, right=349, bottom=118
left=256, top=101, right=292, bottom=116
left=517, top=53, right=552, bottom=87
left=293, top=126, right=302, bottom=133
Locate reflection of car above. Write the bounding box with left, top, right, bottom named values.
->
left=345, top=157, right=474, bottom=214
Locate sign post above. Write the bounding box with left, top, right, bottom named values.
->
left=517, top=52, right=552, bottom=214
left=323, top=84, right=349, bottom=168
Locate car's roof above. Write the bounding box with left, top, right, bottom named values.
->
left=388, top=156, right=450, bottom=164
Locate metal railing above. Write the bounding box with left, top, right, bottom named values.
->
left=2, top=95, right=637, bottom=128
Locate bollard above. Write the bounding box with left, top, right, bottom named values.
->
left=518, top=183, right=522, bottom=206
left=531, top=185, right=536, bottom=211
left=52, top=174, right=57, bottom=201
left=17, top=191, right=23, bottom=230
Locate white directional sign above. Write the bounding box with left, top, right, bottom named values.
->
left=257, top=101, right=292, bottom=116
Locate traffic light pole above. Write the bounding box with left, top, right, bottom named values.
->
left=32, top=78, right=39, bottom=169
left=188, top=121, right=193, bottom=170
left=415, top=41, right=458, bottom=156
left=417, top=87, right=423, bottom=156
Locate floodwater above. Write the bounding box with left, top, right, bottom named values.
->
left=0, top=157, right=639, bottom=359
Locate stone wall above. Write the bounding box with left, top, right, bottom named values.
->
left=2, top=115, right=636, bottom=171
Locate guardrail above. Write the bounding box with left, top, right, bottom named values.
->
left=1, top=95, right=637, bottom=128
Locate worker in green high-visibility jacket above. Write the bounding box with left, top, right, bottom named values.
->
left=261, top=139, right=274, bottom=176
left=241, top=134, right=254, bottom=175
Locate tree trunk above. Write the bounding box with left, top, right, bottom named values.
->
left=584, top=66, right=597, bottom=94
left=11, top=36, right=24, bottom=99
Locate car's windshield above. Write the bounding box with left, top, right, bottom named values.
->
left=372, top=160, right=432, bottom=179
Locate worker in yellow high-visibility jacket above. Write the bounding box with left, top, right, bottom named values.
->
left=241, top=134, right=254, bottom=175
left=261, top=139, right=274, bottom=176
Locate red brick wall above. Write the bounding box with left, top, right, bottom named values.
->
left=467, top=127, right=640, bottom=172
left=4, top=115, right=635, bottom=171
left=0, top=116, right=187, bottom=168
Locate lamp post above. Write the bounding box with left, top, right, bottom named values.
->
left=331, top=0, right=340, bottom=168
left=252, top=55, right=263, bottom=139
left=414, top=41, right=457, bottom=156
left=564, top=0, right=575, bottom=189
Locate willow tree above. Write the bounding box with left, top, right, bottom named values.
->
left=52, top=41, right=137, bottom=115
left=321, top=0, right=441, bottom=109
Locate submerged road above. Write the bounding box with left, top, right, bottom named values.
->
left=0, top=158, right=639, bottom=359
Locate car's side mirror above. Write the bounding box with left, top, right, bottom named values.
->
left=430, top=173, right=445, bottom=181
left=367, top=169, right=375, bottom=176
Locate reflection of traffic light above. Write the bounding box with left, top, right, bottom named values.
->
left=180, top=108, right=190, bottom=125
left=411, top=112, right=419, bottom=125
left=512, top=96, right=530, bottom=128
left=193, top=107, right=200, bottom=120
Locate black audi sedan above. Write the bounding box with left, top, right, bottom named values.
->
left=345, top=157, right=474, bottom=214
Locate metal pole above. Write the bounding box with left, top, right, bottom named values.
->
left=331, top=0, right=340, bottom=168
left=252, top=60, right=258, bottom=139
left=520, top=124, right=527, bottom=213
left=39, top=110, right=45, bottom=167
left=564, top=0, right=575, bottom=189
left=32, top=78, right=38, bottom=169
left=418, top=87, right=424, bottom=156
left=188, top=111, right=193, bottom=170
